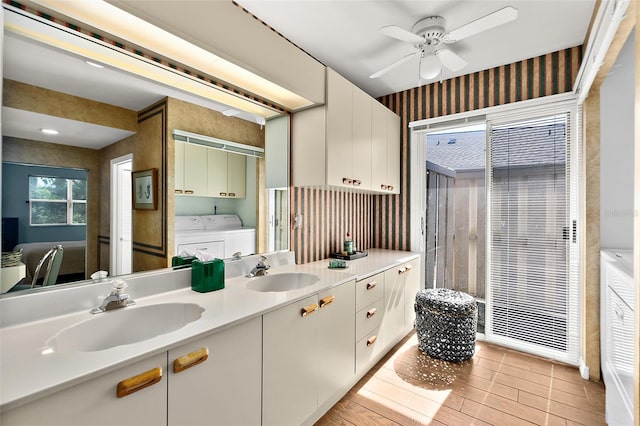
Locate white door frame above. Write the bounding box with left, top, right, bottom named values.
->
left=110, top=153, right=133, bottom=276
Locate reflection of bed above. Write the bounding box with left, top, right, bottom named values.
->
left=13, top=241, right=86, bottom=284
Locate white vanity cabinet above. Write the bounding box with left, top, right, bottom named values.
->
left=0, top=353, right=168, bottom=426
left=402, top=258, right=421, bottom=328
left=262, top=279, right=355, bottom=426
left=167, top=316, right=261, bottom=426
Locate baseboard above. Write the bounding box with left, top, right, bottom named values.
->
left=579, top=358, right=590, bottom=380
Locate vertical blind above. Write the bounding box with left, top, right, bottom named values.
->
left=487, top=106, right=580, bottom=364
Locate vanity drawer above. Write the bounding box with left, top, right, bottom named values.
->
left=355, top=298, right=384, bottom=341
left=356, top=272, right=384, bottom=311
left=356, top=327, right=383, bottom=373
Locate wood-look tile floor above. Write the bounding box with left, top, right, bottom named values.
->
left=316, top=332, right=606, bottom=426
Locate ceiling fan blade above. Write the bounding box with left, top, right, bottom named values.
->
left=379, top=25, right=425, bottom=44
left=437, top=49, right=468, bottom=72
left=443, top=6, right=518, bottom=43
left=369, top=51, right=418, bottom=79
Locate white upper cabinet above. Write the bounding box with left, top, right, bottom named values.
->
left=207, top=150, right=246, bottom=199
left=292, top=68, right=400, bottom=194
left=175, top=141, right=208, bottom=196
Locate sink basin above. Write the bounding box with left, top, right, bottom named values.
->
left=245, top=272, right=320, bottom=292
left=46, top=303, right=204, bottom=353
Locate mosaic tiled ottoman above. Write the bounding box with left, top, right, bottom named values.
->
left=415, top=288, right=478, bottom=362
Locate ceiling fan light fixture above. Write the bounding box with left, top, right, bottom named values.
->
left=420, top=53, right=441, bottom=80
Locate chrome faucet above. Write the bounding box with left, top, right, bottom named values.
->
left=90, top=279, right=135, bottom=314
left=246, top=256, right=270, bottom=277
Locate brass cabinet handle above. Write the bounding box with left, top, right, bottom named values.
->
left=228, top=193, right=236, bottom=197
left=117, top=367, right=162, bottom=398
left=319, top=295, right=335, bottom=308
left=185, top=190, right=194, bottom=194
left=352, top=179, right=361, bottom=186
left=366, top=336, right=377, bottom=347
left=387, top=185, right=394, bottom=191
left=173, top=347, right=209, bottom=374
left=342, top=177, right=353, bottom=185
left=366, top=281, right=377, bottom=290
left=398, top=267, right=407, bottom=274
left=219, top=192, right=227, bottom=196
left=366, top=308, right=377, bottom=318
left=301, top=303, right=319, bottom=317
left=380, top=184, right=387, bottom=190
left=175, top=189, right=184, bottom=194
left=405, top=264, right=412, bottom=271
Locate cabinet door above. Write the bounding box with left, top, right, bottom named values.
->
left=175, top=141, right=185, bottom=194
left=263, top=294, right=319, bottom=426
left=168, top=317, right=261, bottom=426
left=182, top=143, right=208, bottom=196
left=402, top=259, right=421, bottom=329
left=317, top=280, right=356, bottom=405
left=386, top=111, right=401, bottom=194
left=370, top=101, right=388, bottom=193
left=207, top=148, right=228, bottom=197
left=352, top=88, right=372, bottom=190
left=326, top=69, right=353, bottom=187
left=1, top=354, right=167, bottom=426
left=381, top=265, right=406, bottom=348
left=226, top=152, right=246, bottom=198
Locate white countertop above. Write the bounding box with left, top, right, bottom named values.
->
left=0, top=249, right=419, bottom=411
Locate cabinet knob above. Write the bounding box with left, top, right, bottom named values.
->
left=366, top=308, right=377, bottom=318
left=319, top=295, right=335, bottom=308
left=185, top=190, right=194, bottom=195
left=366, top=336, right=377, bottom=347
left=173, top=347, right=209, bottom=373
left=366, top=282, right=377, bottom=290
left=301, top=303, right=319, bottom=317
left=116, top=367, right=163, bottom=398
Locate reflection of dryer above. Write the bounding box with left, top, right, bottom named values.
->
left=174, top=215, right=255, bottom=259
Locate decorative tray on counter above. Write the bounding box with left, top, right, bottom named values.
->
left=330, top=250, right=368, bottom=261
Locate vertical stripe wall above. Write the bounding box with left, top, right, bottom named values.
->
left=291, top=46, right=582, bottom=264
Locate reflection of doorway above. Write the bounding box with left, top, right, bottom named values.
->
left=267, top=188, right=288, bottom=252
left=110, top=154, right=133, bottom=276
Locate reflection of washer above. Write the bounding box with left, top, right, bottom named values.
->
left=174, top=215, right=255, bottom=259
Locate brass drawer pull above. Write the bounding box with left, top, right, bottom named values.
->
left=366, top=282, right=377, bottom=290
left=301, top=303, right=319, bottom=317
left=117, top=367, right=162, bottom=398
left=319, top=295, right=335, bottom=308
left=381, top=184, right=387, bottom=190
left=366, top=336, right=377, bottom=347
left=173, top=347, right=209, bottom=374
left=352, top=179, right=361, bottom=186
left=175, top=189, right=184, bottom=194
left=342, top=177, right=353, bottom=185
left=398, top=267, right=407, bottom=274
left=366, top=308, right=377, bottom=318
left=387, top=185, right=394, bottom=191
left=219, top=192, right=227, bottom=196
left=185, top=190, right=194, bottom=194
left=228, top=193, right=236, bottom=197
left=405, top=264, right=412, bottom=271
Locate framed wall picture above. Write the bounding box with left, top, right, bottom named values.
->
left=132, top=168, right=158, bottom=210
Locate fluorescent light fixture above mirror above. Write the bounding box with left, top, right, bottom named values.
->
left=173, top=130, right=265, bottom=158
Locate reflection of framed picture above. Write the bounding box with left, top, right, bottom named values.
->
left=132, top=169, right=158, bottom=210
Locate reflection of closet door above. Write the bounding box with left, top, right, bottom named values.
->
left=226, top=153, right=246, bottom=198
left=207, top=149, right=228, bottom=197
left=184, top=144, right=208, bottom=196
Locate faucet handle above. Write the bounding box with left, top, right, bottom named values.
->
left=111, top=279, right=128, bottom=294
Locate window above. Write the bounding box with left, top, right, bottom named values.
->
left=29, top=176, right=87, bottom=225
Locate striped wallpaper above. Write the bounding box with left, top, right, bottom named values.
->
left=291, top=46, right=583, bottom=264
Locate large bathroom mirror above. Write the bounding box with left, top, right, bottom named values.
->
left=1, top=4, right=290, bottom=296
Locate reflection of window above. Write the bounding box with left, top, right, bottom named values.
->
left=29, top=176, right=87, bottom=226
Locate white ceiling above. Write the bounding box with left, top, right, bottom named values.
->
left=235, top=0, right=597, bottom=98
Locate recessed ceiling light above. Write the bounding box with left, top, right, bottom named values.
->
left=85, top=60, right=104, bottom=68
left=40, top=128, right=59, bottom=135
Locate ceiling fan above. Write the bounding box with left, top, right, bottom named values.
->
left=370, top=6, right=518, bottom=81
